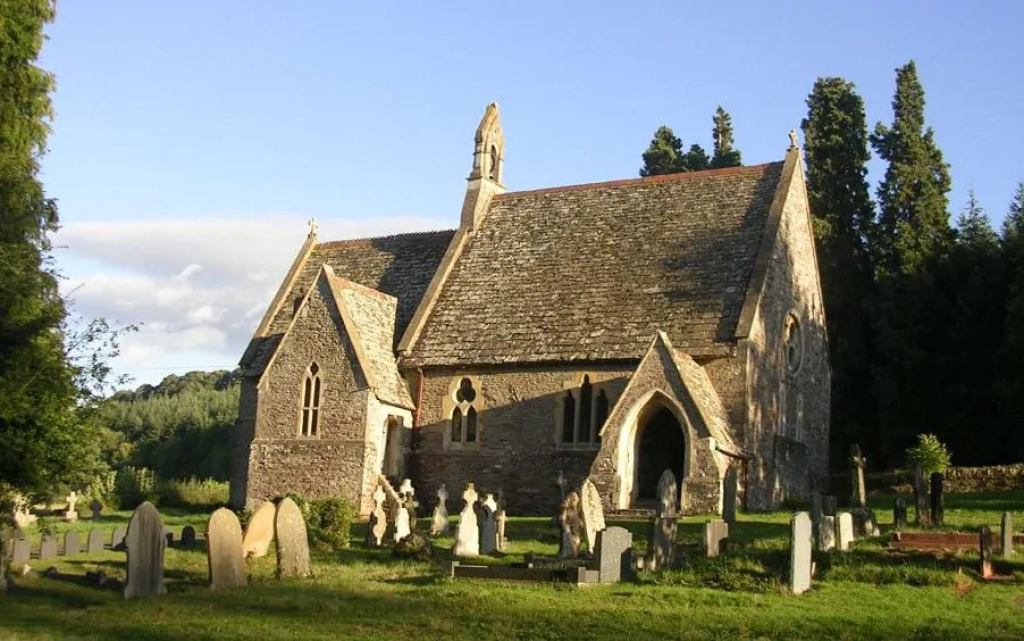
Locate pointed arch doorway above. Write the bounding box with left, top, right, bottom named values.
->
left=616, top=392, right=689, bottom=509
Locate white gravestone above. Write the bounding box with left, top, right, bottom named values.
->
left=580, top=479, right=606, bottom=553
left=837, top=512, right=854, bottom=552
left=430, top=485, right=450, bottom=536
left=64, top=492, right=78, bottom=523
left=819, top=515, right=836, bottom=552
left=367, top=486, right=387, bottom=547
left=393, top=504, right=411, bottom=543
left=789, top=511, right=813, bottom=595
left=242, top=502, right=276, bottom=559
left=452, top=483, right=480, bottom=557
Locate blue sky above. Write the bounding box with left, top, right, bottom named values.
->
left=40, top=1, right=1024, bottom=387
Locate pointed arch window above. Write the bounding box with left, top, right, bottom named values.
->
left=561, top=391, right=576, bottom=443
left=489, top=145, right=499, bottom=181
left=449, top=377, right=482, bottom=446
left=578, top=376, right=593, bottom=443
left=299, top=363, right=322, bottom=437
left=559, top=375, right=609, bottom=447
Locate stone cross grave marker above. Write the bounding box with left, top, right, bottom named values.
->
left=207, top=508, right=246, bottom=590
left=594, top=526, right=633, bottom=583
left=90, top=500, right=103, bottom=521
left=12, top=538, right=30, bottom=566
left=704, top=520, right=729, bottom=558
left=478, top=493, right=499, bottom=554
left=430, top=484, right=449, bottom=536
left=399, top=479, right=418, bottom=531
left=64, top=491, right=79, bottom=523
left=819, top=515, right=836, bottom=551
left=393, top=501, right=411, bottom=544
left=913, top=464, right=930, bottom=527
left=930, top=473, right=944, bottom=527
left=580, top=478, right=606, bottom=553
left=1002, top=512, right=1014, bottom=557
left=87, top=528, right=105, bottom=554
left=649, top=469, right=679, bottom=570
left=124, top=501, right=167, bottom=599
left=243, top=502, right=275, bottom=558
left=64, top=530, right=81, bottom=556
left=849, top=445, right=866, bottom=508
left=111, top=526, right=127, bottom=550
left=894, top=498, right=908, bottom=531
left=837, top=512, right=854, bottom=552
left=274, top=497, right=311, bottom=578
left=453, top=483, right=480, bottom=557
left=39, top=535, right=58, bottom=560
left=496, top=490, right=508, bottom=551
left=558, top=491, right=582, bottom=559
left=723, top=467, right=738, bottom=527
left=366, top=486, right=387, bottom=548
left=980, top=526, right=993, bottom=579
left=181, top=525, right=197, bottom=548
left=789, top=511, right=812, bottom=595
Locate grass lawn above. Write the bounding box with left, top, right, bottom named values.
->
left=2, top=492, right=1023, bottom=640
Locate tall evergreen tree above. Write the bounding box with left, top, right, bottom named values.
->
left=709, top=106, right=742, bottom=168
left=1001, top=182, right=1024, bottom=242
left=640, top=126, right=685, bottom=177
left=681, top=143, right=710, bottom=172
left=956, top=190, right=998, bottom=248
left=801, top=77, right=878, bottom=464
left=997, top=183, right=1024, bottom=462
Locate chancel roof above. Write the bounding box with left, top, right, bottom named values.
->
left=403, top=163, right=784, bottom=366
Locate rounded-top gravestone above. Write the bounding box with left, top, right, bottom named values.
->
left=242, top=501, right=276, bottom=559
left=274, top=498, right=310, bottom=578
left=124, top=501, right=167, bottom=599
left=580, top=479, right=606, bottom=553
left=207, top=508, right=246, bottom=590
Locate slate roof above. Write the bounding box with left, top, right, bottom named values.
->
left=243, top=230, right=454, bottom=376
left=404, top=163, right=784, bottom=366
left=670, top=347, right=742, bottom=457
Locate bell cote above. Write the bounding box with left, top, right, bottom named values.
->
left=460, top=103, right=507, bottom=230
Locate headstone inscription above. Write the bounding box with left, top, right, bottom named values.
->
left=837, top=512, right=854, bottom=552
left=849, top=445, right=866, bottom=509
left=894, top=498, right=908, bottom=531
left=594, top=526, right=633, bottom=583
left=929, top=473, right=944, bottom=528
left=124, top=501, right=167, bottom=599
left=64, top=491, right=79, bottom=523
left=478, top=494, right=499, bottom=554
left=1002, top=512, right=1014, bottom=557
left=452, top=483, right=480, bottom=557
left=274, top=497, right=311, bottom=578
left=39, top=535, right=58, bottom=560
left=64, top=530, right=81, bottom=556
left=704, top=520, right=729, bottom=558
left=649, top=469, right=678, bottom=570
left=580, top=479, right=606, bottom=553
left=789, top=512, right=813, bottom=595
left=819, top=515, right=836, bottom=551
left=87, top=528, right=105, bottom=554
left=913, top=464, right=930, bottom=527
left=181, top=525, right=197, bottom=548
left=558, top=491, right=582, bottom=559
left=722, top=467, right=738, bottom=527
left=430, top=484, right=449, bottom=536
left=980, top=526, right=993, bottom=579
left=111, top=526, right=127, bottom=550
left=207, top=508, right=246, bottom=590
left=366, top=486, right=387, bottom=548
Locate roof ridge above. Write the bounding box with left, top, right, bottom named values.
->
left=317, top=228, right=456, bottom=249
left=494, top=162, right=777, bottom=199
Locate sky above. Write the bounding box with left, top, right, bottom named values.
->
left=39, top=1, right=1024, bottom=389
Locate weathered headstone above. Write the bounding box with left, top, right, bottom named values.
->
left=64, top=491, right=79, bottom=523
left=819, top=515, right=836, bottom=551
left=453, top=483, right=480, bottom=557
left=893, top=498, right=907, bottom=531
left=594, top=526, right=633, bottom=583
left=1002, top=512, right=1014, bottom=557
left=111, top=526, right=127, bottom=550
left=430, top=484, right=449, bottom=536
left=124, top=501, right=167, bottom=598
left=849, top=445, right=866, bottom=509
left=366, top=486, right=387, bottom=548
left=243, top=501, right=276, bottom=558
left=704, top=520, right=729, bottom=558
left=11, top=538, right=30, bottom=566
left=478, top=494, right=498, bottom=554
left=274, top=497, right=311, bottom=578
left=649, top=469, right=679, bottom=570
left=398, top=479, right=419, bottom=532
left=64, top=530, right=81, bottom=556
left=179, top=525, right=196, bottom=548
left=90, top=500, right=103, bottom=521
left=913, top=464, right=930, bottom=527
left=850, top=507, right=880, bottom=537
left=39, top=535, right=58, bottom=560
left=837, top=512, right=854, bottom=552
left=929, top=472, right=944, bottom=528
left=656, top=469, right=679, bottom=517
left=789, top=512, right=813, bottom=595
left=722, top=467, right=738, bottom=527
left=580, top=479, right=606, bottom=553
left=980, top=526, right=993, bottom=579
left=87, top=528, right=105, bottom=554
left=207, top=508, right=246, bottom=590
left=558, top=491, right=582, bottom=559
left=823, top=495, right=838, bottom=517
left=393, top=502, right=411, bottom=544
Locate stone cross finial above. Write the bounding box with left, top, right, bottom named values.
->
left=788, top=129, right=799, bottom=149
left=308, top=218, right=318, bottom=237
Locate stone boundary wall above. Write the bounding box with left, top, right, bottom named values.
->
left=866, top=463, right=1024, bottom=494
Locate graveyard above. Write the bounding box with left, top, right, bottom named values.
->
left=2, top=488, right=1022, bottom=640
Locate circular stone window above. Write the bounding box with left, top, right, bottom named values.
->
left=783, top=314, right=803, bottom=373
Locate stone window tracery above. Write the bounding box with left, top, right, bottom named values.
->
left=299, top=362, right=321, bottom=437
left=558, top=375, right=607, bottom=447
left=783, top=314, right=803, bottom=374
left=450, top=377, right=481, bottom=446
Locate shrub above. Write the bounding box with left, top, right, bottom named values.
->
left=156, top=478, right=229, bottom=509
left=906, top=434, right=952, bottom=476
left=114, top=466, right=156, bottom=509
left=281, top=493, right=356, bottom=551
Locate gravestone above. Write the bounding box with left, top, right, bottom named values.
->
left=64, top=491, right=79, bottom=523
left=704, top=520, right=729, bottom=558
left=496, top=491, right=508, bottom=551
left=789, top=512, right=813, bottom=595
left=913, top=464, right=930, bottom=527
left=849, top=445, right=866, bottom=508
left=90, top=500, right=103, bottom=521
left=478, top=494, right=499, bottom=554
left=850, top=508, right=880, bottom=537
left=207, top=508, right=246, bottom=590
left=181, top=525, right=197, bottom=548
left=1002, top=512, right=1014, bottom=557
left=243, top=501, right=276, bottom=558
left=980, top=526, right=993, bottom=579
left=452, top=483, right=480, bottom=557
left=398, top=479, right=419, bottom=532
left=64, top=530, right=81, bottom=556
left=657, top=469, right=679, bottom=517
left=124, top=501, right=167, bottom=598
left=722, top=467, right=738, bottom=527
left=894, top=498, right=908, bottom=531
left=164, top=528, right=175, bottom=547
left=274, top=497, right=311, bottom=578
left=11, top=538, right=30, bottom=566
left=823, top=495, right=838, bottom=517
left=580, top=479, right=606, bottom=553
left=558, top=491, right=582, bottom=559
left=837, top=512, right=854, bottom=552
left=594, top=526, right=633, bottom=583
left=87, top=528, right=105, bottom=554
left=649, top=469, right=678, bottom=570
left=39, top=535, right=58, bottom=560
left=929, top=473, right=944, bottom=527
left=393, top=502, right=411, bottom=544
left=430, top=484, right=449, bottom=536
left=819, top=515, right=836, bottom=551
left=366, top=486, right=387, bottom=548
left=111, top=526, right=127, bottom=550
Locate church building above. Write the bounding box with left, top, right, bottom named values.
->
left=231, top=104, right=830, bottom=516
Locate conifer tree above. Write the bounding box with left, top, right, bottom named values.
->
left=709, top=106, right=742, bottom=169
left=681, top=143, right=710, bottom=172
left=640, top=126, right=685, bottom=177
left=997, top=183, right=1024, bottom=461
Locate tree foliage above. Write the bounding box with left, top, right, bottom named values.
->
left=640, top=126, right=684, bottom=177
left=640, top=108, right=741, bottom=177
left=710, top=106, right=742, bottom=169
